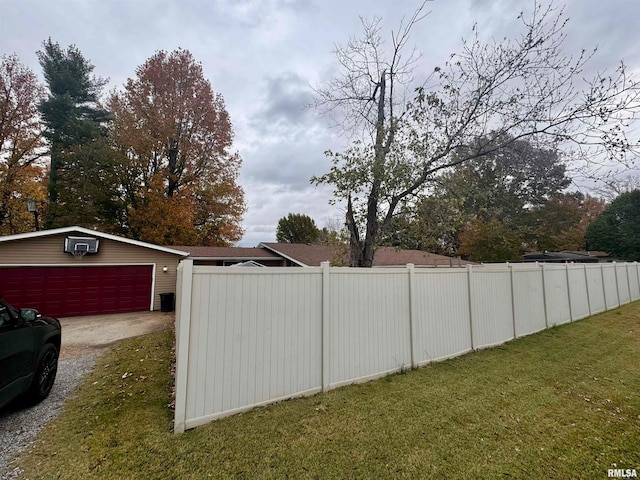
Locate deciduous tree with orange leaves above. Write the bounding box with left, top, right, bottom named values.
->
left=109, top=49, right=245, bottom=246
left=0, top=55, right=47, bottom=235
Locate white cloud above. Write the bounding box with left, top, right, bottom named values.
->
left=239, top=181, right=340, bottom=245
left=2, top=0, right=639, bottom=245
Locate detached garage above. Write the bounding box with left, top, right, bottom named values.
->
left=0, top=227, right=188, bottom=318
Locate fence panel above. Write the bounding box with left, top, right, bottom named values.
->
left=602, top=264, right=619, bottom=309
left=567, top=265, right=590, bottom=321
left=413, top=269, right=472, bottom=364
left=543, top=266, right=572, bottom=326
left=175, top=260, right=639, bottom=432
left=616, top=263, right=631, bottom=305
left=512, top=267, right=546, bottom=337
left=185, top=268, right=323, bottom=429
left=471, top=268, right=514, bottom=348
left=585, top=265, right=606, bottom=314
left=327, top=269, right=411, bottom=388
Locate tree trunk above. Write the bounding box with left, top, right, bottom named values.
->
left=48, top=146, right=60, bottom=203
left=45, top=144, right=62, bottom=229
left=167, top=138, right=179, bottom=197
left=346, top=195, right=364, bottom=266
left=351, top=71, right=387, bottom=267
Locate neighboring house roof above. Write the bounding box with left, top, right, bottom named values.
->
left=523, top=251, right=601, bottom=263
left=259, top=243, right=335, bottom=266
left=229, top=260, right=267, bottom=267
left=373, top=247, right=471, bottom=266
left=260, top=242, right=470, bottom=267
left=0, top=226, right=189, bottom=257
left=169, top=246, right=281, bottom=260
left=561, top=250, right=610, bottom=258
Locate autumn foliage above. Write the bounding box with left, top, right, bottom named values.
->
left=126, top=175, right=197, bottom=245
left=0, top=46, right=245, bottom=245
left=0, top=55, right=47, bottom=235
left=109, top=49, right=245, bottom=245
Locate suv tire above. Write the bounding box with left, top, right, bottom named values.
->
left=26, top=343, right=59, bottom=404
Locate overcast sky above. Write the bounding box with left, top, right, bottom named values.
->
left=2, top=0, right=639, bottom=246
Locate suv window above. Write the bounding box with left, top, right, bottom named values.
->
left=0, top=302, right=16, bottom=326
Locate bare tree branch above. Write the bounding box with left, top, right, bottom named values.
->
left=313, top=1, right=640, bottom=266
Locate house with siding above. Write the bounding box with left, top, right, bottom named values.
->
left=0, top=226, right=188, bottom=317
left=0, top=224, right=470, bottom=318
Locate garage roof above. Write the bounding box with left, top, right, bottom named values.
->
left=169, top=245, right=281, bottom=260
left=0, top=226, right=190, bottom=257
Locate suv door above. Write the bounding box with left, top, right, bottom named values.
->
left=0, top=300, right=36, bottom=406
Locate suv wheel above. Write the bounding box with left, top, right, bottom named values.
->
left=27, top=343, right=59, bottom=403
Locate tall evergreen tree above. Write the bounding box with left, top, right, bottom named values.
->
left=37, top=39, right=110, bottom=226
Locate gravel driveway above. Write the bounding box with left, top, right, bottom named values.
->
left=0, top=311, right=173, bottom=479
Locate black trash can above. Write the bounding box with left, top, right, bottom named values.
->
left=160, top=292, right=175, bottom=312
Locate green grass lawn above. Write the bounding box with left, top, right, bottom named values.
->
left=15, top=303, right=640, bottom=479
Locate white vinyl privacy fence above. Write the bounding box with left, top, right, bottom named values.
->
left=174, top=260, right=640, bottom=433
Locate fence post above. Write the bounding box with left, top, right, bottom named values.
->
left=407, top=263, right=417, bottom=368
left=174, top=258, right=193, bottom=434
left=509, top=263, right=517, bottom=339
left=601, top=263, right=608, bottom=310
left=625, top=262, right=631, bottom=304
left=540, top=263, right=549, bottom=329
left=321, top=261, right=331, bottom=392
left=584, top=264, right=592, bottom=316
left=614, top=262, right=621, bottom=307
left=566, top=263, right=574, bottom=322
left=466, top=264, right=476, bottom=350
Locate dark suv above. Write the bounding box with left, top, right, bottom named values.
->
left=0, top=299, right=61, bottom=411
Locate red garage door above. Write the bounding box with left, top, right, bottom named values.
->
left=0, top=265, right=153, bottom=318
